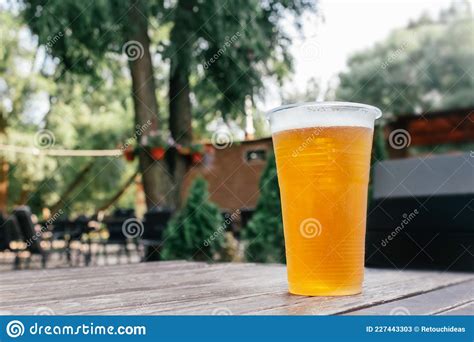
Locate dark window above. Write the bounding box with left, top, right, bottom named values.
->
left=245, top=149, right=266, bottom=162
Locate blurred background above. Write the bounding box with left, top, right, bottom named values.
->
left=0, top=0, right=472, bottom=271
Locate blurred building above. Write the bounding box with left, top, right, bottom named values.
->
left=385, top=107, right=474, bottom=158
left=182, top=138, right=272, bottom=212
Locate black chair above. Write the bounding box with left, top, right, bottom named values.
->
left=103, top=208, right=138, bottom=264
left=0, top=214, right=9, bottom=252
left=50, top=216, right=90, bottom=266
left=74, top=215, right=93, bottom=266
left=13, top=206, right=49, bottom=268
left=0, top=214, right=25, bottom=269
left=141, top=208, right=173, bottom=261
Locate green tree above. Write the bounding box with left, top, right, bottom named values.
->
left=0, top=10, right=56, bottom=211
left=161, top=178, right=225, bottom=261
left=164, top=0, right=316, bottom=205
left=0, top=9, right=140, bottom=215
left=22, top=0, right=174, bottom=209
left=21, top=0, right=316, bottom=212
left=243, top=153, right=285, bottom=263
left=335, top=1, right=473, bottom=117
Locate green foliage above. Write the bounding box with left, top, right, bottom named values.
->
left=0, top=10, right=138, bottom=214
left=21, top=0, right=163, bottom=76
left=161, top=178, right=225, bottom=261
left=243, top=153, right=285, bottom=263
left=166, top=0, right=317, bottom=130
left=38, top=73, right=136, bottom=214
left=18, top=0, right=317, bottom=214
left=0, top=10, right=54, bottom=129
left=335, top=1, right=474, bottom=116
left=281, top=78, right=322, bottom=104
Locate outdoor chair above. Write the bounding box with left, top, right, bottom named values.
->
left=141, top=208, right=172, bottom=261
left=12, top=206, right=49, bottom=269
left=103, top=208, right=139, bottom=264
left=50, top=216, right=91, bottom=266
left=74, top=215, right=94, bottom=266
left=0, top=214, right=26, bottom=269
left=0, top=214, right=9, bottom=252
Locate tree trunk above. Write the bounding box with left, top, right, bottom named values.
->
left=0, top=117, right=8, bottom=214
left=169, top=62, right=192, bottom=207
left=0, top=158, right=9, bottom=214
left=18, top=189, right=30, bottom=205
left=168, top=0, right=195, bottom=207
left=127, top=0, right=174, bottom=210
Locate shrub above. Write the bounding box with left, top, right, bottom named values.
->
left=161, top=177, right=225, bottom=261
left=242, top=153, right=285, bottom=263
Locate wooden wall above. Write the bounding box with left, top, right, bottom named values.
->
left=386, top=107, right=474, bottom=158
left=181, top=138, right=273, bottom=212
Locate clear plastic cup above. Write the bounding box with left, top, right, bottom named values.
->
left=267, top=102, right=382, bottom=296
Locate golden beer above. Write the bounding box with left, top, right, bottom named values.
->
left=268, top=103, right=381, bottom=296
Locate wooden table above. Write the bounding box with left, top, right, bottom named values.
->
left=1, top=261, right=473, bottom=315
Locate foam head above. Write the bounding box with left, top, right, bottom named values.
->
left=266, top=102, right=382, bottom=134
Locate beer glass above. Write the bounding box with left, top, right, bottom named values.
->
left=267, top=102, right=382, bottom=296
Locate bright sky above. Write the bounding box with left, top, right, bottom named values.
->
left=264, top=0, right=455, bottom=109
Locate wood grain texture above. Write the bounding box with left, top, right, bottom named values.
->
left=0, top=261, right=472, bottom=315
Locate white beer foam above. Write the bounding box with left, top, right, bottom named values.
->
left=267, top=102, right=382, bottom=134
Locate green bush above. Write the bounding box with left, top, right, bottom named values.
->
left=161, top=178, right=225, bottom=261
left=242, top=153, right=285, bottom=263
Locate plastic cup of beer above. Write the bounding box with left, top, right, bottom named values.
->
left=267, top=102, right=382, bottom=296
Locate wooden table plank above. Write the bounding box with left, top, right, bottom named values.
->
left=439, top=302, right=474, bottom=315
left=347, top=280, right=474, bottom=315
left=0, top=261, right=472, bottom=315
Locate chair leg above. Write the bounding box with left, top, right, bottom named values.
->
left=25, top=255, right=31, bottom=269
left=85, top=240, right=92, bottom=266
left=124, top=242, right=131, bottom=263
left=117, top=244, right=123, bottom=264
left=78, top=242, right=84, bottom=267
left=103, top=243, right=108, bottom=265
left=13, top=253, right=20, bottom=270
left=66, top=240, right=72, bottom=266
left=135, top=241, right=140, bottom=262
left=41, top=253, right=48, bottom=268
